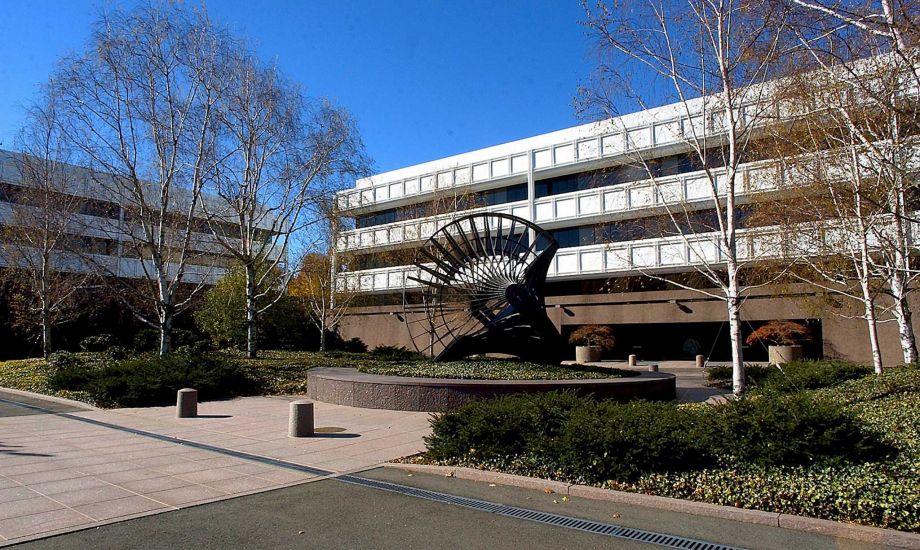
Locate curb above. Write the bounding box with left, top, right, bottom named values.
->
left=0, top=386, right=101, bottom=411
left=383, top=463, right=920, bottom=549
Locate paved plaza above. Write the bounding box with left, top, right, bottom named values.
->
left=0, top=390, right=430, bottom=545
left=1, top=370, right=911, bottom=549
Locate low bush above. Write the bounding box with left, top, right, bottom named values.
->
left=338, top=337, right=367, bottom=353
left=79, top=334, right=117, bottom=352
left=426, top=392, right=589, bottom=461
left=706, top=364, right=771, bottom=386
left=426, top=389, right=888, bottom=483
left=545, top=400, right=711, bottom=482
left=132, top=328, right=203, bottom=352
left=706, top=360, right=872, bottom=393
left=818, top=364, right=920, bottom=404
left=47, top=351, right=260, bottom=407
left=705, top=393, right=890, bottom=467
left=369, top=345, right=426, bottom=361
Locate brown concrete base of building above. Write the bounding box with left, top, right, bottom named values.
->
left=338, top=284, right=920, bottom=366
left=307, top=368, right=676, bottom=412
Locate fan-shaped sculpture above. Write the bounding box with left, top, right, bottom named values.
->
left=402, top=212, right=563, bottom=364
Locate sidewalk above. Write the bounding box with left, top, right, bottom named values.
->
left=0, top=390, right=430, bottom=545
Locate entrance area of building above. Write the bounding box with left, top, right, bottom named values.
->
left=561, top=319, right=823, bottom=362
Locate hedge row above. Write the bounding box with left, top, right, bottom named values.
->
left=705, top=360, right=873, bottom=394
left=426, top=390, right=889, bottom=482
left=424, top=365, right=920, bottom=531
left=46, top=350, right=261, bottom=408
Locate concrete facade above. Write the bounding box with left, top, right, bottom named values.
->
left=331, top=95, right=917, bottom=365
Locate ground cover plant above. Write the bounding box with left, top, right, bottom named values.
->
left=358, top=360, right=638, bottom=380
left=421, top=363, right=920, bottom=532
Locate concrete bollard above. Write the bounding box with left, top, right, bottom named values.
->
left=695, top=355, right=706, bottom=368
left=289, top=400, right=315, bottom=438
left=176, top=388, right=197, bottom=418
left=648, top=364, right=659, bottom=372
left=628, top=354, right=637, bottom=367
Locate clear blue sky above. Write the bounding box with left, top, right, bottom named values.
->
left=0, top=0, right=597, bottom=175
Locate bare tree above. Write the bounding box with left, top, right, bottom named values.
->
left=0, top=90, right=87, bottom=357
left=779, top=0, right=920, bottom=364
left=203, top=47, right=367, bottom=358
left=297, top=198, right=360, bottom=352
left=52, top=3, right=227, bottom=356
left=581, top=0, right=791, bottom=394
left=764, top=141, right=890, bottom=372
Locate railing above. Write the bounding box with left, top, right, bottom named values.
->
left=532, top=160, right=779, bottom=225
left=335, top=226, right=782, bottom=293
left=336, top=200, right=530, bottom=252
left=335, top=159, right=781, bottom=253
left=335, top=101, right=745, bottom=213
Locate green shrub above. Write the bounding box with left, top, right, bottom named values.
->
left=547, top=400, right=711, bottom=482
left=758, top=360, right=872, bottom=394
left=426, top=390, right=888, bottom=483
left=706, top=393, right=890, bottom=467
left=706, top=360, right=872, bottom=394
left=48, top=351, right=260, bottom=407
left=818, top=364, right=920, bottom=404
left=47, top=352, right=98, bottom=390
left=706, top=364, right=771, bottom=386
left=132, top=328, right=204, bottom=352
left=79, top=334, right=117, bottom=352
left=369, top=345, right=426, bottom=361
left=47, top=351, right=83, bottom=372
left=426, top=392, right=587, bottom=461
left=339, top=337, right=368, bottom=353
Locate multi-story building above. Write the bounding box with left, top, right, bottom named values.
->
left=333, top=100, right=916, bottom=364
left=0, top=149, right=261, bottom=284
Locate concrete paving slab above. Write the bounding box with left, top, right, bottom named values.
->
left=73, top=495, right=166, bottom=521
left=0, top=390, right=431, bottom=545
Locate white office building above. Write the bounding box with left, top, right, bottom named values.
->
left=332, top=97, right=912, bottom=364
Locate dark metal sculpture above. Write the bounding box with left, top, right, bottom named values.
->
left=402, top=212, right=563, bottom=364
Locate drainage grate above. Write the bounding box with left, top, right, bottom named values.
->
left=1, top=396, right=746, bottom=549
left=339, top=474, right=746, bottom=550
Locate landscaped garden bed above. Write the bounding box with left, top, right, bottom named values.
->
left=416, top=361, right=920, bottom=532
left=0, top=349, right=400, bottom=407
left=357, top=360, right=638, bottom=380
left=0, top=345, right=643, bottom=409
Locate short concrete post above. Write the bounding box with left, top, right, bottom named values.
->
left=176, top=388, right=197, bottom=418
left=695, top=355, right=706, bottom=369
left=289, top=400, right=314, bottom=438
left=628, top=354, right=637, bottom=367
left=648, top=364, right=659, bottom=372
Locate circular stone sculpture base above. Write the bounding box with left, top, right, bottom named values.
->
left=307, top=368, right=676, bottom=412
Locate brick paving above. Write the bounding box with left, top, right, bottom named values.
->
left=0, top=393, right=431, bottom=545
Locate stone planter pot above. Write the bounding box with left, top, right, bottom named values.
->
left=575, top=345, right=602, bottom=363
left=768, top=345, right=803, bottom=365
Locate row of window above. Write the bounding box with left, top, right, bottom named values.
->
left=0, top=182, right=258, bottom=241
left=2, top=228, right=237, bottom=269
left=347, top=207, right=764, bottom=271
left=535, top=209, right=757, bottom=250
left=0, top=182, right=121, bottom=219
left=351, top=149, right=740, bottom=231
left=355, top=184, right=528, bottom=229
left=533, top=149, right=736, bottom=199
